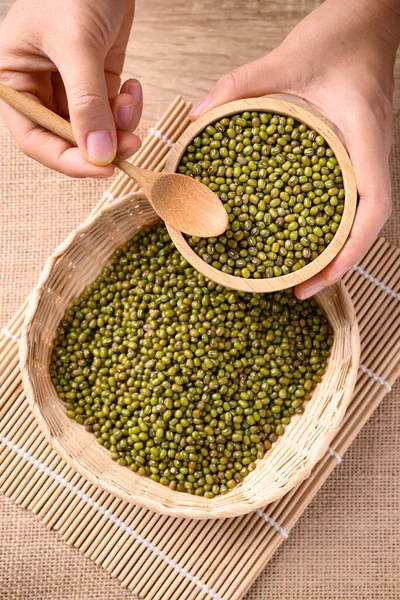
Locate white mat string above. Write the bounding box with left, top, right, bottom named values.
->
left=353, top=265, right=400, bottom=301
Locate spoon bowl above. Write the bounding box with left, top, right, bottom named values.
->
left=113, top=157, right=228, bottom=237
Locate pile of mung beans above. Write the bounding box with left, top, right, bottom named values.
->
left=50, top=222, right=333, bottom=498
left=177, top=111, right=344, bottom=279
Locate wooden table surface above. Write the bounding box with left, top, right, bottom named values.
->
left=1, top=0, right=399, bottom=120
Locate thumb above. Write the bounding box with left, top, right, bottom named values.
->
left=190, top=53, right=290, bottom=119
left=57, top=47, right=117, bottom=166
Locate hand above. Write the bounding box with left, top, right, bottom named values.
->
left=190, top=0, right=399, bottom=298
left=0, top=0, right=141, bottom=178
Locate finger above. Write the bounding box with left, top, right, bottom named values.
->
left=296, top=119, right=392, bottom=299
left=51, top=72, right=69, bottom=117
left=111, top=79, right=143, bottom=133
left=116, top=130, right=142, bottom=159
left=0, top=91, right=114, bottom=177
left=121, top=79, right=143, bottom=132
left=190, top=52, right=291, bottom=119
left=56, top=46, right=117, bottom=166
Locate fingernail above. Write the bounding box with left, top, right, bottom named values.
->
left=128, top=82, right=142, bottom=105
left=326, top=267, right=348, bottom=282
left=190, top=94, right=213, bottom=118
left=86, top=130, right=114, bottom=165
left=117, top=104, right=134, bottom=128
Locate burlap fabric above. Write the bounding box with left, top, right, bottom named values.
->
left=0, top=116, right=399, bottom=599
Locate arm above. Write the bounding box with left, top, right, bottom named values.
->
left=191, top=0, right=400, bottom=298
left=0, top=0, right=141, bottom=177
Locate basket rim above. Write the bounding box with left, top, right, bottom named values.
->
left=20, top=192, right=360, bottom=519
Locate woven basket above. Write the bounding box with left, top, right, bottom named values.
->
left=20, top=192, right=360, bottom=519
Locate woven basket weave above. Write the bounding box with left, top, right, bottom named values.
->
left=20, top=191, right=360, bottom=519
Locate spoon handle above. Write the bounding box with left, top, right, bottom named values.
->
left=0, top=82, right=77, bottom=145
left=0, top=82, right=135, bottom=172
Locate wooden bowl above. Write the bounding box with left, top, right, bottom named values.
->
left=165, top=98, right=357, bottom=292
left=20, top=192, right=360, bottom=519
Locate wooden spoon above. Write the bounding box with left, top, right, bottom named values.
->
left=0, top=83, right=228, bottom=238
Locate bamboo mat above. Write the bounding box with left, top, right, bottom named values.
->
left=0, top=96, right=400, bottom=600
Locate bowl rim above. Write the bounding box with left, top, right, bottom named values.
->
left=19, top=191, right=360, bottom=519
left=165, top=97, right=357, bottom=293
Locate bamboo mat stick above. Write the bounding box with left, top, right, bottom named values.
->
left=109, top=511, right=170, bottom=574
left=75, top=496, right=124, bottom=551
left=355, top=267, right=400, bottom=323
left=360, top=293, right=400, bottom=344
left=29, top=465, right=76, bottom=515
left=88, top=501, right=141, bottom=560
left=122, top=517, right=199, bottom=589
left=79, top=497, right=128, bottom=554
left=131, top=519, right=210, bottom=595
left=362, top=329, right=400, bottom=373
left=13, top=450, right=61, bottom=504
left=91, top=505, right=149, bottom=565
left=157, top=516, right=256, bottom=600
left=59, top=486, right=106, bottom=536
left=62, top=490, right=120, bottom=541
left=148, top=518, right=238, bottom=597
left=4, top=440, right=51, bottom=496
left=186, top=515, right=266, bottom=600
left=0, top=381, right=24, bottom=420
left=68, top=494, right=123, bottom=547
left=0, top=409, right=36, bottom=455
left=0, top=401, right=35, bottom=450
left=342, top=243, right=387, bottom=297
left=41, top=472, right=85, bottom=525
left=54, top=480, right=97, bottom=529
left=45, top=479, right=93, bottom=527
left=215, top=518, right=279, bottom=599
left=99, top=507, right=161, bottom=568
left=111, top=518, right=169, bottom=580
left=0, top=361, right=21, bottom=395
left=24, top=462, right=72, bottom=512
left=138, top=519, right=219, bottom=597
left=49, top=483, right=95, bottom=534
left=101, top=506, right=163, bottom=569
left=142, top=518, right=239, bottom=600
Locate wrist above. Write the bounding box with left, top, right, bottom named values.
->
left=330, top=0, right=400, bottom=53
